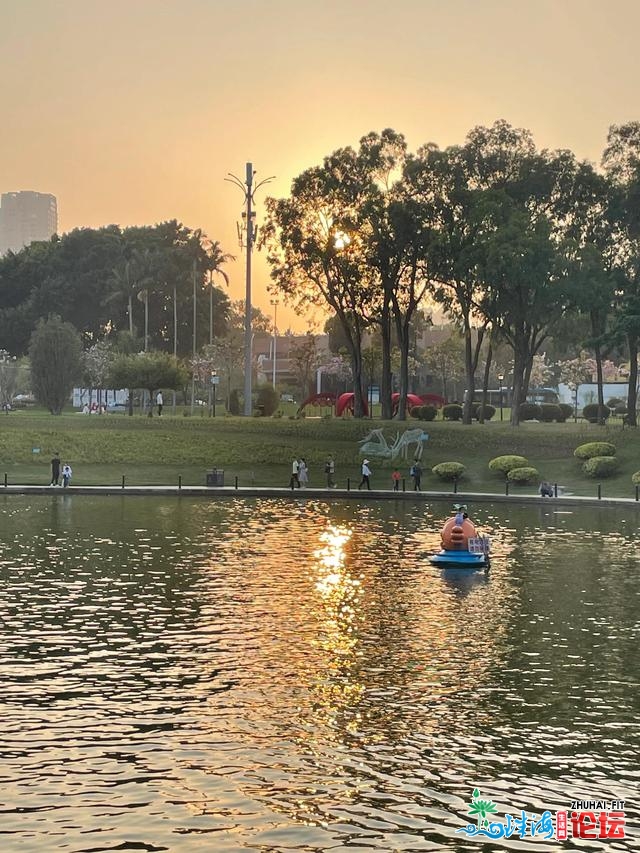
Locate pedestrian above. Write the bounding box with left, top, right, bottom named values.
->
left=156, top=390, right=163, bottom=417
left=50, top=451, right=61, bottom=486
left=391, top=468, right=401, bottom=491
left=359, top=459, right=372, bottom=490
left=289, top=457, right=300, bottom=489
left=324, top=455, right=335, bottom=488
left=412, top=461, right=422, bottom=491
left=539, top=480, right=553, bottom=497
left=62, top=463, right=72, bottom=488
left=299, top=457, right=309, bottom=487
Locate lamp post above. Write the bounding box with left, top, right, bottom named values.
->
left=225, top=163, right=274, bottom=415
left=498, top=374, right=504, bottom=421
left=270, top=298, right=279, bottom=389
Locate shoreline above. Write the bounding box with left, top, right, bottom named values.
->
left=1, top=484, right=638, bottom=509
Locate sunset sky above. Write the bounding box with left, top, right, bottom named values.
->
left=2, top=0, right=639, bottom=330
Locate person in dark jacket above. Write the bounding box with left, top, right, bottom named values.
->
left=50, top=452, right=61, bottom=486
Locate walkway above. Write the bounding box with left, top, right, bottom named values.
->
left=1, top=484, right=639, bottom=509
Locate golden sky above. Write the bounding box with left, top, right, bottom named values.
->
left=2, top=0, right=640, bottom=330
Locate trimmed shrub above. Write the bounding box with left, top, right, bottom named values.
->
left=632, top=471, right=640, bottom=486
left=442, top=403, right=463, bottom=421
left=615, top=405, right=628, bottom=416
left=228, top=389, right=240, bottom=415
left=489, top=454, right=529, bottom=475
left=558, top=403, right=573, bottom=422
left=412, top=404, right=437, bottom=421
left=256, top=384, right=279, bottom=417
left=574, top=441, right=616, bottom=460
left=507, top=466, right=539, bottom=484
left=540, top=403, right=562, bottom=422
left=518, top=402, right=542, bottom=421
left=432, top=461, right=465, bottom=481
left=583, top=456, right=618, bottom=478
left=582, top=403, right=611, bottom=423
left=606, top=397, right=624, bottom=409
left=476, top=404, right=496, bottom=421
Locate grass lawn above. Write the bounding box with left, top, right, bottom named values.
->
left=0, top=408, right=638, bottom=497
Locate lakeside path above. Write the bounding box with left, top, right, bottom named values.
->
left=2, top=484, right=640, bottom=510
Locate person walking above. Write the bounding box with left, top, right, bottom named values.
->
left=358, top=459, right=372, bottom=490
left=62, top=463, right=73, bottom=488
left=391, top=468, right=401, bottom=491
left=50, top=452, right=61, bottom=486
left=299, top=457, right=309, bottom=488
left=289, top=457, right=300, bottom=489
left=324, top=455, right=335, bottom=488
left=156, top=390, right=163, bottom=417
left=412, top=461, right=422, bottom=491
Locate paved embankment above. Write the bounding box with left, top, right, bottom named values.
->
left=1, top=484, right=639, bottom=509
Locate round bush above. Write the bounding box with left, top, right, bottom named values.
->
left=432, top=461, right=466, bottom=481
left=442, top=403, right=463, bottom=421
left=583, top=456, right=618, bottom=478
left=489, top=454, right=529, bottom=475
left=558, top=403, right=573, bottom=422
left=540, top=403, right=562, bottom=422
left=476, top=404, right=496, bottom=421
left=582, top=403, right=611, bottom=423
left=632, top=471, right=640, bottom=485
left=507, top=466, right=539, bottom=484
left=606, top=397, right=624, bottom=409
left=518, top=402, right=542, bottom=421
left=615, top=404, right=628, bottom=416
left=574, top=441, right=616, bottom=460
left=256, top=384, right=279, bottom=417
left=416, top=404, right=437, bottom=421
left=410, top=406, right=421, bottom=419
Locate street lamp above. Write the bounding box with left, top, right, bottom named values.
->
left=498, top=374, right=504, bottom=421
left=270, top=298, right=279, bottom=389
left=225, top=163, right=274, bottom=416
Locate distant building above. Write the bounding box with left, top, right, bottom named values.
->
left=0, top=191, right=58, bottom=255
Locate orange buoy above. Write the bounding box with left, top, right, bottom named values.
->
left=441, top=516, right=477, bottom=550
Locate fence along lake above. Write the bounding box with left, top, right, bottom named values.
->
left=0, top=495, right=637, bottom=851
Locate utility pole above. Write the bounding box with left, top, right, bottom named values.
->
left=270, top=298, right=279, bottom=389
left=225, top=163, right=274, bottom=416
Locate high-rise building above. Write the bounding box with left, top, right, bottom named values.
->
left=0, top=191, right=58, bottom=255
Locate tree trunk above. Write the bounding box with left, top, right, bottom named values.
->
left=510, top=337, right=528, bottom=426
left=380, top=302, right=393, bottom=420
left=627, top=333, right=638, bottom=427
left=479, top=341, right=493, bottom=424
left=128, top=294, right=133, bottom=336
left=396, top=323, right=410, bottom=421
left=594, top=341, right=605, bottom=425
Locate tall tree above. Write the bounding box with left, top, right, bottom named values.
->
left=29, top=315, right=83, bottom=415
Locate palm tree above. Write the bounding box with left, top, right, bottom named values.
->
left=205, top=241, right=233, bottom=345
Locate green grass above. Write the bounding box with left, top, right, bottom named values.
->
left=0, top=408, right=638, bottom=497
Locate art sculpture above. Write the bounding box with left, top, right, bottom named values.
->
left=357, top=428, right=429, bottom=461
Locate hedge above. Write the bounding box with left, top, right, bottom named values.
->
left=574, top=441, right=616, bottom=460
left=489, top=454, right=529, bottom=475
left=432, top=461, right=465, bottom=481
left=583, top=456, right=618, bottom=478
left=506, top=466, right=539, bottom=484
left=519, top=402, right=542, bottom=421
left=442, top=403, right=463, bottom=421
left=539, top=403, right=562, bottom=422
left=582, top=403, right=611, bottom=423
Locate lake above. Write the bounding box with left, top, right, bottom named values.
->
left=0, top=495, right=637, bottom=851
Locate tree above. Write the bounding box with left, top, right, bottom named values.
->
left=423, top=335, right=465, bottom=400
left=108, top=351, right=187, bottom=416
left=289, top=334, right=320, bottom=402
left=602, top=122, right=640, bottom=426
left=29, top=316, right=83, bottom=414
left=264, top=144, right=377, bottom=417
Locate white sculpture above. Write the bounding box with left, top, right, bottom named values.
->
left=358, top=428, right=429, bottom=461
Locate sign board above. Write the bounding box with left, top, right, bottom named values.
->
left=32, top=447, right=40, bottom=454
left=468, top=536, right=490, bottom=554
left=211, top=375, right=220, bottom=385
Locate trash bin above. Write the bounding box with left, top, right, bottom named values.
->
left=206, top=468, right=224, bottom=487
